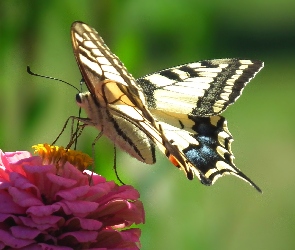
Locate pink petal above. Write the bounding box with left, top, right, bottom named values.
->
left=10, top=225, right=41, bottom=239
left=3, top=151, right=32, bottom=164
left=57, top=200, right=99, bottom=216
left=56, top=185, right=90, bottom=200
left=96, top=200, right=127, bottom=217
left=10, top=156, right=43, bottom=176
left=116, top=200, right=145, bottom=224
left=86, top=182, right=117, bottom=201
left=27, top=204, right=61, bottom=216
left=116, top=185, right=140, bottom=200
left=44, top=173, right=78, bottom=199
left=0, top=168, right=10, bottom=182
left=9, top=172, right=41, bottom=198
left=30, top=214, right=64, bottom=226
left=95, top=228, right=141, bottom=249
left=120, top=228, right=141, bottom=243
left=96, top=185, right=140, bottom=206
left=46, top=172, right=77, bottom=188
left=95, top=200, right=144, bottom=225
left=22, top=164, right=56, bottom=184
left=0, top=229, right=34, bottom=248
left=84, top=170, right=106, bottom=184
left=0, top=191, right=26, bottom=213
left=9, top=187, right=43, bottom=207
left=59, top=162, right=89, bottom=185
left=17, top=164, right=57, bottom=200
left=19, top=216, right=63, bottom=231
left=65, top=217, right=103, bottom=230
left=58, top=230, right=98, bottom=243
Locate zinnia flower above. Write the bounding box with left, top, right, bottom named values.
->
left=0, top=144, right=145, bottom=249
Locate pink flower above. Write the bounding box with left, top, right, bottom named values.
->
left=0, top=144, right=144, bottom=249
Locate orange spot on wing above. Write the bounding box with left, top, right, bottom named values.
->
left=169, top=155, right=180, bottom=169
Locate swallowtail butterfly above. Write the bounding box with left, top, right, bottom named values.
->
left=71, top=21, right=263, bottom=192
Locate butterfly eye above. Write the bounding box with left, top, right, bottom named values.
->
left=76, top=93, right=82, bottom=104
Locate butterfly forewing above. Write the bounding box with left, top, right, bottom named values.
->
left=71, top=22, right=148, bottom=113
left=71, top=21, right=263, bottom=192
left=137, top=59, right=263, bottom=118
left=71, top=21, right=157, bottom=164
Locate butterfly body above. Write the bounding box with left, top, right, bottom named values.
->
left=71, top=21, right=263, bottom=192
left=76, top=83, right=156, bottom=164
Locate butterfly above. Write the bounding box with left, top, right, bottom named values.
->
left=71, top=21, right=263, bottom=192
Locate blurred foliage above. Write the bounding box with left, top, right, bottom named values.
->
left=1, top=0, right=295, bottom=249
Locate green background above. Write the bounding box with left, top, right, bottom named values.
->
left=1, top=1, right=295, bottom=249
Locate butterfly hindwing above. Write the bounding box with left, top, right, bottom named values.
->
left=71, top=21, right=263, bottom=192
left=158, top=116, right=261, bottom=191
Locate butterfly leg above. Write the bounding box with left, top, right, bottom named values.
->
left=52, top=116, right=74, bottom=145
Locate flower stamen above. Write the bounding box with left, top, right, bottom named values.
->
left=32, top=143, right=93, bottom=171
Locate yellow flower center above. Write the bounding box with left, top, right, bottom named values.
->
left=32, top=143, right=93, bottom=171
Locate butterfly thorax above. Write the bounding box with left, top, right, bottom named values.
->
left=76, top=91, right=105, bottom=130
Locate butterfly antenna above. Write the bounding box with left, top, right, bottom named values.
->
left=27, top=66, right=80, bottom=92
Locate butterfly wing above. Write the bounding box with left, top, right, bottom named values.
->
left=71, top=21, right=149, bottom=114
left=137, top=59, right=263, bottom=119
left=157, top=116, right=262, bottom=192
left=71, top=21, right=158, bottom=164
left=137, top=59, right=263, bottom=192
